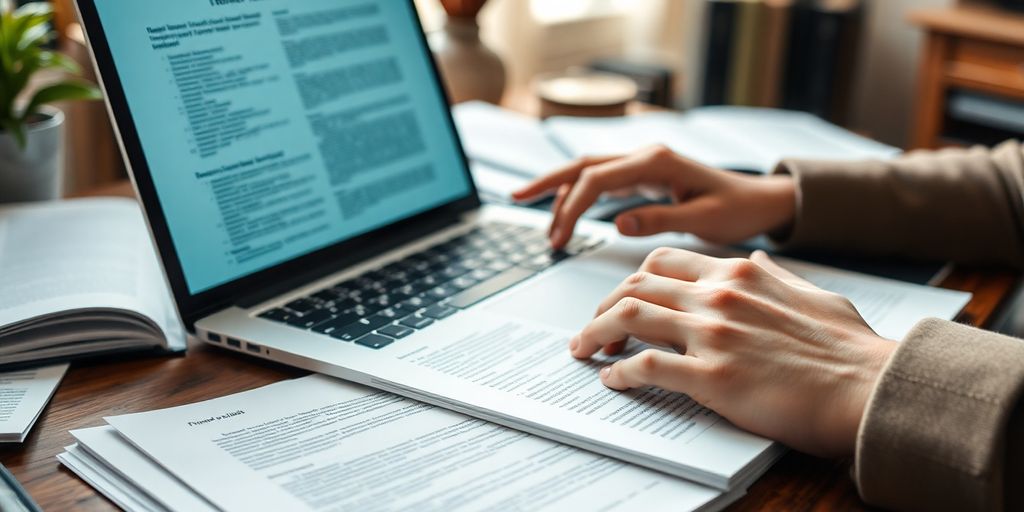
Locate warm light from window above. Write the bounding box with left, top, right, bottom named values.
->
left=529, top=0, right=631, bottom=23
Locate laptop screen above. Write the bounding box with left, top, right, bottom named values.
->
left=92, top=0, right=473, bottom=294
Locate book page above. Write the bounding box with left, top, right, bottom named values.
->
left=0, top=200, right=147, bottom=319
left=0, top=199, right=184, bottom=350
left=0, top=363, right=68, bottom=442
left=106, top=375, right=730, bottom=512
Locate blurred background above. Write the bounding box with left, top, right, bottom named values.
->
left=36, top=0, right=1024, bottom=195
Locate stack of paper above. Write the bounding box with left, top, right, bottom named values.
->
left=0, top=363, right=67, bottom=443
left=59, top=375, right=744, bottom=512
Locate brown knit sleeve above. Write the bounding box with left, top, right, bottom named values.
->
left=770, top=140, right=1024, bottom=268
left=855, top=319, right=1024, bottom=511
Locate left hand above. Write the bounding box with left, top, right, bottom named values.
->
left=569, top=248, right=897, bottom=456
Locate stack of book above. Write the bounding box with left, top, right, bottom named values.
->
left=701, top=0, right=864, bottom=123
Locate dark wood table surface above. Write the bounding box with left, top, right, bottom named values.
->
left=0, top=181, right=1018, bottom=511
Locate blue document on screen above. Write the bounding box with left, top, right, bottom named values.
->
left=93, top=1, right=472, bottom=294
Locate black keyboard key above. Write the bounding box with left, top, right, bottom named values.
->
left=285, top=298, right=318, bottom=315
left=331, top=298, right=359, bottom=311
left=311, top=312, right=362, bottom=335
left=330, top=321, right=375, bottom=342
left=399, top=295, right=434, bottom=311
left=378, top=324, right=415, bottom=339
left=366, top=294, right=395, bottom=308
left=426, top=284, right=461, bottom=300
left=422, top=305, right=457, bottom=320
left=289, top=309, right=334, bottom=329
left=259, top=308, right=294, bottom=323
left=449, top=267, right=536, bottom=308
left=399, top=315, right=434, bottom=329
left=469, top=269, right=496, bottom=281
left=451, top=276, right=478, bottom=290
left=440, top=263, right=469, bottom=279
left=362, top=313, right=395, bottom=330
left=355, top=333, right=395, bottom=349
left=343, top=304, right=378, bottom=317
left=311, top=290, right=340, bottom=302
left=486, top=260, right=513, bottom=272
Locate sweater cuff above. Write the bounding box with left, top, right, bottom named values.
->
left=855, top=318, right=1024, bottom=511
left=768, top=158, right=891, bottom=249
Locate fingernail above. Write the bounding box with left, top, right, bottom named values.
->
left=600, top=366, right=612, bottom=379
left=620, top=215, right=639, bottom=235
left=569, top=336, right=579, bottom=351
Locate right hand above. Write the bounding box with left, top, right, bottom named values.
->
left=512, top=145, right=798, bottom=249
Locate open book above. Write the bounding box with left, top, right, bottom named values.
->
left=0, top=198, right=186, bottom=368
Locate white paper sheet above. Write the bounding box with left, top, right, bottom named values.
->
left=106, top=375, right=736, bottom=512
left=0, top=363, right=68, bottom=442
left=70, top=426, right=218, bottom=512
left=453, top=101, right=573, bottom=179
left=58, top=444, right=165, bottom=512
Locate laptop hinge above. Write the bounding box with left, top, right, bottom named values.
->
left=232, top=211, right=465, bottom=309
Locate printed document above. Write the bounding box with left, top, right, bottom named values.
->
left=102, top=375, right=738, bottom=512
left=0, top=363, right=68, bottom=442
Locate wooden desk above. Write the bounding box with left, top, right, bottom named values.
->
left=0, top=181, right=1018, bottom=511
left=908, top=4, right=1024, bottom=149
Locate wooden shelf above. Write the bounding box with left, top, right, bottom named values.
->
left=907, top=4, right=1024, bottom=148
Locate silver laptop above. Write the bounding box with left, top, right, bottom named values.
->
left=74, top=0, right=627, bottom=361
left=75, top=0, right=787, bottom=489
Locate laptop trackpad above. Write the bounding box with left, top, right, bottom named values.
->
left=484, top=237, right=681, bottom=331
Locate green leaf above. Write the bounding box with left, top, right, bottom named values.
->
left=12, top=3, right=52, bottom=20
left=38, top=50, right=79, bottom=74
left=20, top=81, right=101, bottom=121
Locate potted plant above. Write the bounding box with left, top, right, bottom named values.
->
left=0, top=2, right=100, bottom=203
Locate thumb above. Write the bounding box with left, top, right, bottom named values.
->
left=749, top=250, right=816, bottom=288
left=615, top=201, right=713, bottom=237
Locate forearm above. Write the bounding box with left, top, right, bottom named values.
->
left=771, top=140, right=1024, bottom=268
left=856, top=319, right=1024, bottom=511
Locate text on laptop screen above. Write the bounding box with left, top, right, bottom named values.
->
left=93, top=0, right=473, bottom=294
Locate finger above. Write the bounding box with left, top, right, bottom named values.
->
left=638, top=247, right=717, bottom=283
left=571, top=298, right=697, bottom=359
left=511, top=155, right=620, bottom=201
left=548, top=184, right=571, bottom=238
left=749, top=250, right=816, bottom=288
left=601, top=349, right=708, bottom=394
left=594, top=271, right=698, bottom=319
left=602, top=340, right=627, bottom=356
left=614, top=199, right=717, bottom=237
left=550, top=152, right=675, bottom=248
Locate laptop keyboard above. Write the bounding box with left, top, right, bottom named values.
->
left=256, top=222, right=602, bottom=350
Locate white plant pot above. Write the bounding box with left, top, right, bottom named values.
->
left=0, top=106, right=64, bottom=203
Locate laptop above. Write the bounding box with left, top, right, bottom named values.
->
left=75, top=0, right=800, bottom=490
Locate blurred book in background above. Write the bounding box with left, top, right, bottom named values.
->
left=701, top=0, right=864, bottom=124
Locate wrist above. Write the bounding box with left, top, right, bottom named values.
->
left=836, top=334, right=897, bottom=455
left=760, top=175, right=797, bottom=236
